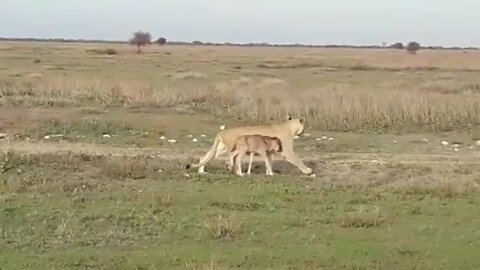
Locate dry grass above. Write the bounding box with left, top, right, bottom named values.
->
left=338, top=207, right=385, bottom=228
left=3, top=75, right=480, bottom=131
left=201, top=214, right=239, bottom=241
left=1, top=42, right=480, bottom=132
left=86, top=48, right=118, bottom=55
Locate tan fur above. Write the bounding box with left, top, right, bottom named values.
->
left=229, top=135, right=282, bottom=176
left=188, top=117, right=313, bottom=175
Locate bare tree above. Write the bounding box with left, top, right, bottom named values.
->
left=129, top=31, right=152, bottom=53
left=406, top=41, right=421, bottom=54
left=156, top=37, right=167, bottom=46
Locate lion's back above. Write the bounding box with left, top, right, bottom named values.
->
left=220, top=124, right=289, bottom=149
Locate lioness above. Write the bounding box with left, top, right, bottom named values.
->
left=229, top=134, right=282, bottom=176
left=188, top=117, right=313, bottom=175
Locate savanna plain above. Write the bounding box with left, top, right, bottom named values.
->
left=0, top=42, right=479, bottom=269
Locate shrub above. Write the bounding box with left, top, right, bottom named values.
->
left=406, top=41, right=421, bottom=54
left=86, top=48, right=118, bottom=55
left=156, top=37, right=167, bottom=45
left=391, top=42, right=404, bottom=49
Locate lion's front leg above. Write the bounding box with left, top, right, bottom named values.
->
left=281, top=141, right=312, bottom=175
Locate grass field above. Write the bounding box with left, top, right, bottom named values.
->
left=1, top=41, right=480, bottom=269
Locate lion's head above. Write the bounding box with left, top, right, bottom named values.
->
left=287, top=116, right=305, bottom=136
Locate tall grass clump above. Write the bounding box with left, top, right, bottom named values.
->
left=200, top=77, right=480, bottom=132
left=2, top=76, right=480, bottom=132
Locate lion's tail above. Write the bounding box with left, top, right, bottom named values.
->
left=186, top=133, right=222, bottom=169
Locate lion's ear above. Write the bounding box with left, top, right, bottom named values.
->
left=287, top=115, right=292, bottom=121
left=299, top=118, right=304, bottom=124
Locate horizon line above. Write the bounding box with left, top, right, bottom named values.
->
left=0, top=36, right=479, bottom=50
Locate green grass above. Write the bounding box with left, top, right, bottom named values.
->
left=0, top=152, right=479, bottom=269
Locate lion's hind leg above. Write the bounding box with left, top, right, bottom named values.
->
left=198, top=141, right=227, bottom=174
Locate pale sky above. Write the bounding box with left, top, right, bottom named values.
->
left=1, top=0, right=479, bottom=47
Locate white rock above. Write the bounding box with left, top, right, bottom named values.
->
left=304, top=133, right=311, bottom=137
left=158, top=169, right=164, bottom=173
left=321, top=136, right=327, bottom=140
left=315, top=138, right=322, bottom=142
left=160, top=136, right=166, bottom=140
left=200, top=134, right=207, bottom=138
left=441, top=141, right=449, bottom=146
left=0, top=133, right=7, bottom=139
left=294, top=135, right=299, bottom=139
left=192, top=138, right=198, bottom=142
left=45, top=134, right=63, bottom=138
left=453, top=144, right=459, bottom=148
left=453, top=148, right=459, bottom=152
left=393, top=140, right=398, bottom=144
left=187, top=134, right=193, bottom=138
left=421, top=138, right=429, bottom=143
left=469, top=146, right=475, bottom=149
left=309, top=174, right=316, bottom=178
left=328, top=137, right=334, bottom=141
left=102, top=134, right=111, bottom=138
left=143, top=132, right=149, bottom=135
left=167, top=139, right=177, bottom=144
left=219, top=125, right=226, bottom=130
left=476, top=140, right=480, bottom=146
left=184, top=173, right=191, bottom=178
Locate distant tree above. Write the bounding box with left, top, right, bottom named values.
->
left=192, top=40, right=204, bottom=45
left=156, top=37, right=167, bottom=45
left=129, top=31, right=152, bottom=53
left=406, top=41, right=421, bottom=54
left=390, top=42, right=404, bottom=49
